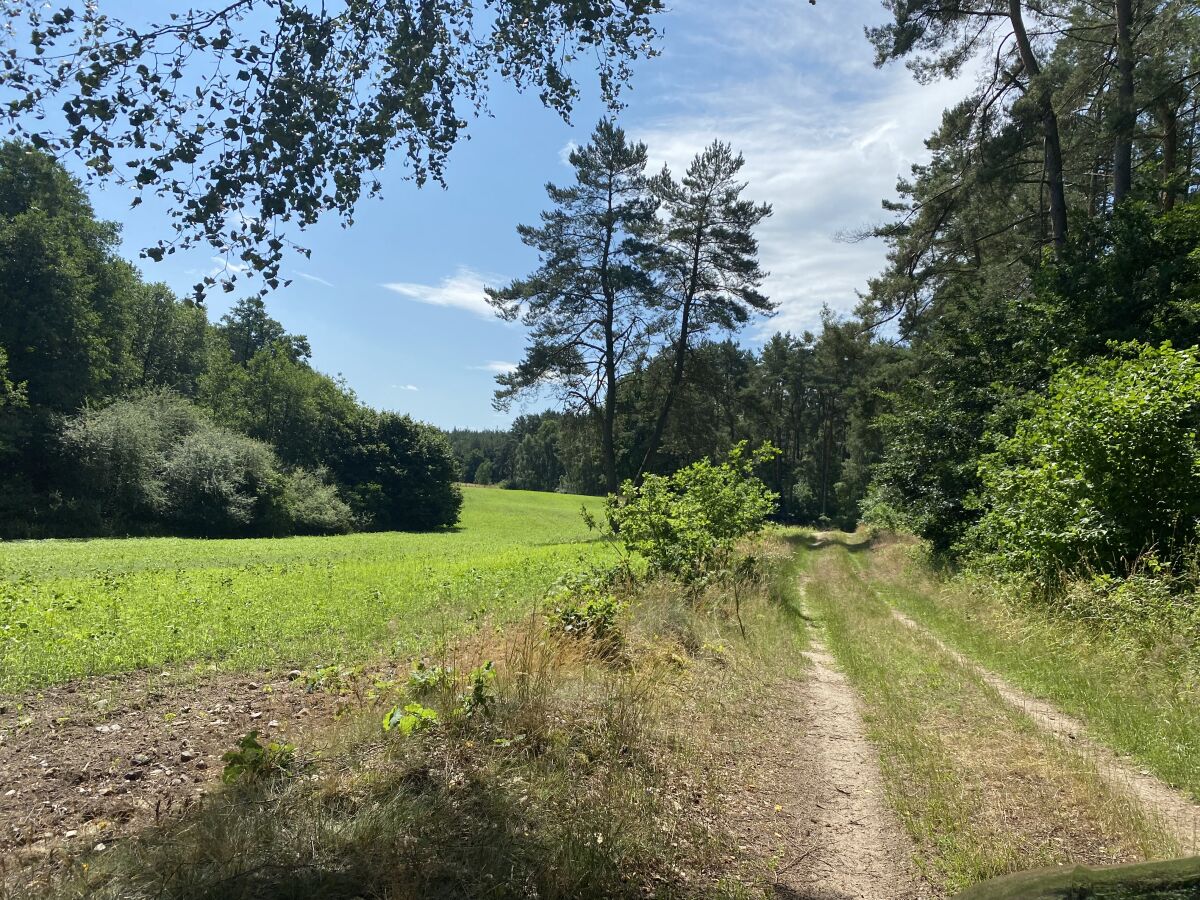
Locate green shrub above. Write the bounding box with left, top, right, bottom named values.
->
left=279, top=467, right=354, bottom=535
left=340, top=409, right=463, bottom=531
left=220, top=731, right=297, bottom=785
left=61, top=390, right=206, bottom=528
left=160, top=426, right=282, bottom=536
left=969, top=343, right=1200, bottom=581
left=547, top=570, right=625, bottom=645
left=606, top=441, right=779, bottom=583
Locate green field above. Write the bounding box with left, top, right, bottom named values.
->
left=0, top=486, right=613, bottom=694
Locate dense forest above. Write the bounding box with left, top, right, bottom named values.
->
left=0, top=143, right=461, bottom=539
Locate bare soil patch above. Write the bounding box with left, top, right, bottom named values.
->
left=0, top=665, right=387, bottom=866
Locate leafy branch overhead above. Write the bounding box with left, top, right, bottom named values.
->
left=0, top=1, right=663, bottom=298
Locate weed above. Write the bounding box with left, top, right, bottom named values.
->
left=381, top=702, right=439, bottom=736
left=220, top=731, right=296, bottom=785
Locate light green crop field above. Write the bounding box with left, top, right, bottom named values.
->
left=0, top=486, right=614, bottom=694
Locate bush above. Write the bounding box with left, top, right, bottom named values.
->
left=61, top=390, right=207, bottom=529
left=546, top=568, right=626, bottom=647
left=279, top=467, right=354, bottom=535
left=341, top=410, right=463, bottom=531
left=606, top=442, right=779, bottom=583
left=160, top=426, right=283, bottom=536
left=969, top=343, right=1200, bottom=581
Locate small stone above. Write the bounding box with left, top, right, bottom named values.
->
left=94, top=723, right=120, bottom=735
left=64, top=830, right=77, bottom=839
left=94, top=843, right=107, bottom=852
left=131, top=753, right=151, bottom=766
left=97, top=787, right=112, bottom=797
left=123, top=771, right=142, bottom=781
left=248, top=682, right=260, bottom=690
left=180, top=749, right=198, bottom=762
left=267, top=720, right=280, bottom=728
left=250, top=711, right=262, bottom=719
left=195, top=760, right=208, bottom=771
left=287, top=670, right=302, bottom=681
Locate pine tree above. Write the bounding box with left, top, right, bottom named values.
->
left=488, top=120, right=658, bottom=493
left=637, top=141, right=774, bottom=479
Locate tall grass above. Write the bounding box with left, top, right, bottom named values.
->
left=875, top=541, right=1200, bottom=800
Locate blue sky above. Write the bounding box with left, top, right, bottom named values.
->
left=78, top=1, right=974, bottom=430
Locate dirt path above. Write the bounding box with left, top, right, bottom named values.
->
left=889, top=607, right=1200, bottom=854
left=771, top=635, right=933, bottom=899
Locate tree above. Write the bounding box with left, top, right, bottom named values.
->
left=0, top=1, right=663, bottom=296
left=637, top=141, right=773, bottom=479
left=970, top=344, right=1200, bottom=580
left=219, top=298, right=311, bottom=365
left=338, top=409, right=463, bottom=531
left=868, top=0, right=1070, bottom=249
left=0, top=142, right=131, bottom=413
left=488, top=120, right=658, bottom=493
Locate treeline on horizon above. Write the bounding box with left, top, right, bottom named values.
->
left=0, top=143, right=461, bottom=540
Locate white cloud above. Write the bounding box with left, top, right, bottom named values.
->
left=392, top=384, right=419, bottom=392
left=381, top=266, right=500, bottom=319
left=209, top=255, right=250, bottom=276
left=631, top=0, right=984, bottom=337
left=469, top=360, right=519, bottom=374
left=558, top=140, right=579, bottom=167
left=294, top=271, right=334, bottom=288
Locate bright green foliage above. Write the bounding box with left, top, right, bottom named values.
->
left=382, top=702, right=439, bottom=736
left=458, top=661, right=497, bottom=719
left=607, top=441, right=779, bottom=582
left=546, top=567, right=626, bottom=645
left=407, top=661, right=455, bottom=696
left=220, top=731, right=297, bottom=785
left=0, top=486, right=612, bottom=693
left=970, top=344, right=1200, bottom=579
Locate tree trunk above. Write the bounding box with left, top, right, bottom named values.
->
left=1159, top=101, right=1179, bottom=212
left=636, top=220, right=705, bottom=483
left=1113, top=0, right=1135, bottom=204
left=1009, top=0, right=1068, bottom=249
left=636, top=291, right=691, bottom=483
left=599, top=185, right=619, bottom=495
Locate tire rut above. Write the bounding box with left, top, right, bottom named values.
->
left=774, top=632, right=934, bottom=899
left=888, top=606, right=1200, bottom=854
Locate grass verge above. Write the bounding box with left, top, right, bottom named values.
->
left=5, top=532, right=808, bottom=900
left=870, top=539, right=1200, bottom=801
left=798, top=534, right=1178, bottom=896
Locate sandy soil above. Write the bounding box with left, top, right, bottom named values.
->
left=722, top=637, right=935, bottom=899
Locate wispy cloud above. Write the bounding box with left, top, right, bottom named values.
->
left=294, top=271, right=334, bottom=288
left=558, top=140, right=579, bottom=167
left=209, top=255, right=251, bottom=276
left=632, top=0, right=981, bottom=336
left=391, top=383, right=419, bottom=392
left=381, top=266, right=500, bottom=319
left=469, top=360, right=518, bottom=374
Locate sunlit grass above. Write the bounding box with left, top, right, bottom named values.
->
left=0, top=486, right=614, bottom=693
left=799, top=535, right=1176, bottom=894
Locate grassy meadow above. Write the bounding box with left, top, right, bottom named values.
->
left=0, top=486, right=614, bottom=694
